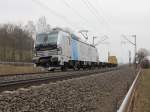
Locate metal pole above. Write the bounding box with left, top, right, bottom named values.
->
left=129, top=50, right=131, bottom=66
left=133, top=35, right=137, bottom=65
left=93, top=37, right=94, bottom=45
left=93, top=36, right=97, bottom=45
left=122, top=34, right=137, bottom=65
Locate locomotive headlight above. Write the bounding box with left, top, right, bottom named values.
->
left=33, top=49, right=37, bottom=57
left=34, top=51, right=37, bottom=57
left=57, top=47, right=62, bottom=51
left=58, top=48, right=62, bottom=55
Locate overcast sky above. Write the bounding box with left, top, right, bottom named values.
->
left=0, top=0, right=150, bottom=63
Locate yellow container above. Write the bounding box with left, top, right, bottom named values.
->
left=108, top=56, right=118, bottom=65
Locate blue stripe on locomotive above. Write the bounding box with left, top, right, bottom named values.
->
left=71, top=39, right=79, bottom=60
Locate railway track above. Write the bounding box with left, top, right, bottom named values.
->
left=0, top=61, right=33, bottom=66
left=0, top=67, right=120, bottom=92
left=0, top=70, right=60, bottom=77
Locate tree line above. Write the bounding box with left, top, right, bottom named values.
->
left=0, top=24, right=34, bottom=62
left=0, top=16, right=52, bottom=62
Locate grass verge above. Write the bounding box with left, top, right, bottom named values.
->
left=0, top=64, right=42, bottom=75
left=133, top=69, right=150, bottom=112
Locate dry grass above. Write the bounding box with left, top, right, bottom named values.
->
left=0, top=64, right=42, bottom=75
left=133, top=69, right=150, bottom=112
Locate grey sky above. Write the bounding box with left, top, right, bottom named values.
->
left=0, top=0, right=150, bottom=63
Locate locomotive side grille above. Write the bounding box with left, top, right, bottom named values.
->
left=36, top=49, right=58, bottom=57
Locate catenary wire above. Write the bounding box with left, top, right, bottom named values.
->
left=31, top=0, right=79, bottom=30
left=60, top=0, right=96, bottom=31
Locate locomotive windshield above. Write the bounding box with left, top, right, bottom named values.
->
left=36, top=34, right=47, bottom=45
left=47, top=33, right=58, bottom=44
left=36, top=33, right=58, bottom=45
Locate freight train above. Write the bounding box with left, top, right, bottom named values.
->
left=33, top=28, right=117, bottom=71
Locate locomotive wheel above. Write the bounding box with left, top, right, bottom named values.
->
left=73, top=63, right=80, bottom=71
left=61, top=66, right=67, bottom=71
left=49, top=69, right=55, bottom=72
left=77, top=66, right=80, bottom=70
left=83, top=67, right=86, bottom=70
left=88, top=66, right=92, bottom=70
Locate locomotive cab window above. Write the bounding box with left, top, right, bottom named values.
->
left=36, top=34, right=48, bottom=45
left=36, top=33, right=58, bottom=45
left=47, top=33, right=58, bottom=44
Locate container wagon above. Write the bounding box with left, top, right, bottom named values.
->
left=108, top=56, right=118, bottom=67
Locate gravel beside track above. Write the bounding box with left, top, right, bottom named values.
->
left=0, top=67, right=136, bottom=112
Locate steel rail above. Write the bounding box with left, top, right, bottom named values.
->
left=0, top=67, right=120, bottom=92
left=0, top=61, right=33, bottom=65
left=0, top=66, right=120, bottom=78
left=0, top=67, right=100, bottom=77
left=117, top=69, right=141, bottom=112
left=0, top=65, right=126, bottom=78
left=0, top=71, right=60, bottom=77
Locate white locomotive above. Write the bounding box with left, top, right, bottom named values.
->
left=33, top=28, right=100, bottom=71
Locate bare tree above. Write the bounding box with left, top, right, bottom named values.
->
left=37, top=16, right=51, bottom=33
left=46, top=24, right=51, bottom=33
left=136, top=48, right=150, bottom=64
left=25, top=21, right=36, bottom=36
left=37, top=16, right=47, bottom=33
left=0, top=24, right=34, bottom=62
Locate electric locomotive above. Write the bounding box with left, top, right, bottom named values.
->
left=33, top=28, right=99, bottom=71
